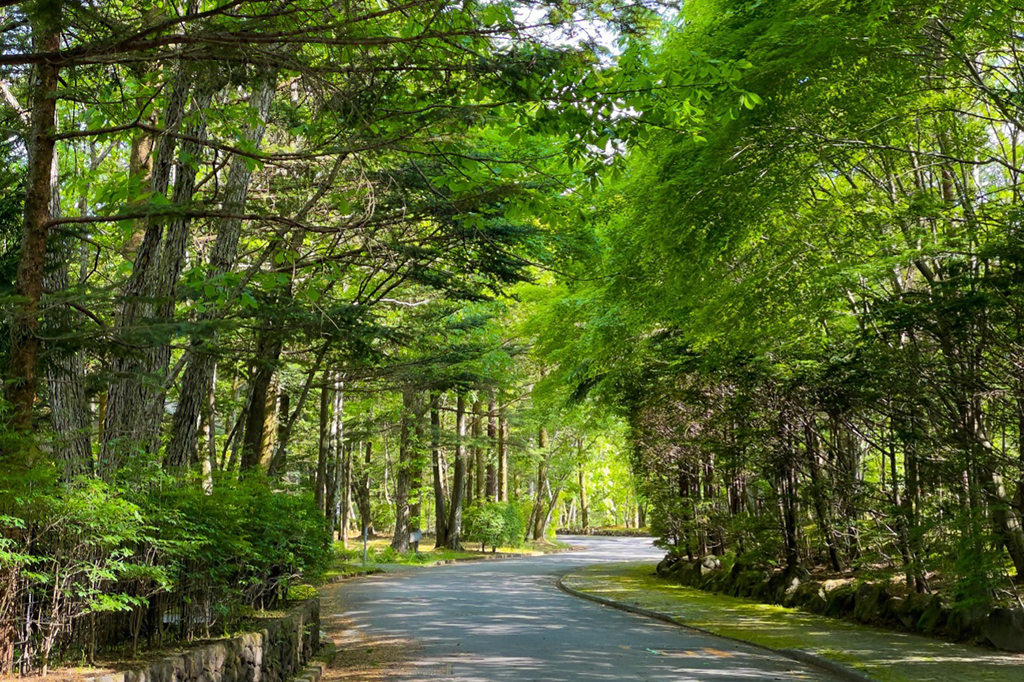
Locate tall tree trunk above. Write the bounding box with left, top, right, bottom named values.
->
left=411, top=405, right=424, bottom=532
left=4, top=3, right=61, bottom=444
left=391, top=389, right=418, bottom=552
left=331, top=378, right=345, bottom=536
left=781, top=448, right=801, bottom=572
left=531, top=427, right=549, bottom=541
left=341, top=441, right=352, bottom=549
left=498, top=409, right=507, bottom=501
left=149, top=87, right=216, bottom=460
left=578, top=463, right=589, bottom=531
left=43, top=151, right=92, bottom=478
left=166, top=73, right=276, bottom=467
left=805, top=422, right=842, bottom=572
left=430, top=392, right=447, bottom=543
left=314, top=377, right=331, bottom=513
left=962, top=393, right=1024, bottom=577
left=239, top=230, right=303, bottom=472
left=240, top=336, right=281, bottom=472
left=267, top=347, right=326, bottom=477
left=473, top=400, right=484, bottom=501
left=443, top=393, right=467, bottom=549
left=357, top=440, right=375, bottom=538
left=487, top=395, right=497, bottom=500
left=0, top=6, right=62, bottom=671
left=101, top=70, right=190, bottom=473
left=199, top=362, right=217, bottom=493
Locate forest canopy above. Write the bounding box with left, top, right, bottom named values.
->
left=5, top=0, right=1024, bottom=675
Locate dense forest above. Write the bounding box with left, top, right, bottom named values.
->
left=4, top=0, right=1024, bottom=676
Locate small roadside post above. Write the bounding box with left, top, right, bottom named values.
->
left=362, top=525, right=369, bottom=567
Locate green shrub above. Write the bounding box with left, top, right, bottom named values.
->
left=464, top=502, right=526, bottom=551
left=464, top=503, right=505, bottom=551
left=2, top=469, right=332, bottom=672
left=499, top=502, right=526, bottom=548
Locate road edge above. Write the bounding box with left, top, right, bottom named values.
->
left=325, top=546, right=585, bottom=583
left=555, top=575, right=876, bottom=682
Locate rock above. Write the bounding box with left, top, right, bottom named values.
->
left=893, top=592, right=930, bottom=630
left=947, top=602, right=988, bottom=641
left=780, top=576, right=804, bottom=607
left=825, top=584, right=857, bottom=618
left=789, top=581, right=827, bottom=612
left=666, top=560, right=688, bottom=579
left=656, top=555, right=680, bottom=576
left=983, top=608, right=1024, bottom=651
left=768, top=569, right=806, bottom=604
left=853, top=582, right=890, bottom=624
left=916, top=595, right=948, bottom=635
left=881, top=595, right=905, bottom=627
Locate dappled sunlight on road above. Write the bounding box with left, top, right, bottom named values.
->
left=321, top=536, right=832, bottom=681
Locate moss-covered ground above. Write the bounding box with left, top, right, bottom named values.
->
left=562, top=562, right=1024, bottom=682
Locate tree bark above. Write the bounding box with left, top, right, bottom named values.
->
left=167, top=73, right=276, bottom=468
left=473, top=400, right=484, bottom=501
left=43, top=152, right=92, bottom=477
left=443, top=393, right=467, bottom=549
left=430, top=392, right=447, bottom=543
left=392, top=389, right=420, bottom=552
left=357, top=440, right=375, bottom=537
left=530, top=426, right=549, bottom=541
left=579, top=463, right=589, bottom=531
left=329, top=377, right=344, bottom=535
left=805, top=422, right=842, bottom=572
left=341, top=441, right=352, bottom=549
left=199, top=362, right=217, bottom=493
left=487, top=395, right=497, bottom=500
left=101, top=69, right=190, bottom=473
left=498, top=409, right=507, bottom=501
left=240, top=335, right=281, bottom=472
left=4, top=3, right=61, bottom=444
left=314, top=377, right=331, bottom=513
left=267, top=346, right=326, bottom=477
left=411, top=403, right=424, bottom=532
left=239, top=230, right=303, bottom=472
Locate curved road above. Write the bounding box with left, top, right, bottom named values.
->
left=329, top=536, right=835, bottom=681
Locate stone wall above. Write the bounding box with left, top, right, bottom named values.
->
left=91, top=599, right=320, bottom=682
left=656, top=556, right=1024, bottom=653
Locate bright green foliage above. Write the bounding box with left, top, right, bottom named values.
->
left=464, top=502, right=526, bottom=551
left=1, top=469, right=330, bottom=669
left=522, top=0, right=1024, bottom=614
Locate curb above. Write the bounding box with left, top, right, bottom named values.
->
left=325, top=568, right=384, bottom=583
left=555, top=575, right=876, bottom=682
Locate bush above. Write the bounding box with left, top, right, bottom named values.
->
left=464, top=502, right=526, bottom=551
left=464, top=504, right=505, bottom=551
left=500, top=502, right=526, bottom=548
left=1, top=470, right=331, bottom=674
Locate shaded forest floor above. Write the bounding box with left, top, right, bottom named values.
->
left=563, top=562, right=1024, bottom=682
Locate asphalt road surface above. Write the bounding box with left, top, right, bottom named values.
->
left=334, top=535, right=838, bottom=681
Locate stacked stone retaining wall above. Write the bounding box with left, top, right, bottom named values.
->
left=90, top=599, right=320, bottom=682
left=656, top=556, right=1024, bottom=653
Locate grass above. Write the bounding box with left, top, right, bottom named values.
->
left=564, top=562, right=1024, bottom=682
left=320, top=535, right=573, bottom=581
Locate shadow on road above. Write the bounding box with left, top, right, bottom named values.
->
left=323, top=535, right=830, bottom=681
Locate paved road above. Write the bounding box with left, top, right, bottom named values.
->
left=331, top=536, right=836, bottom=681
